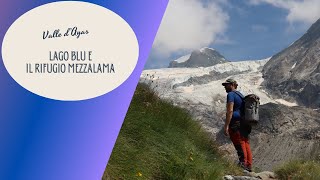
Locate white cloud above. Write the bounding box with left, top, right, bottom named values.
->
left=249, top=0, right=320, bottom=25
left=153, top=0, right=229, bottom=57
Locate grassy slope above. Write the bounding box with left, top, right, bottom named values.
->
left=103, top=83, right=241, bottom=179
left=275, top=160, right=320, bottom=180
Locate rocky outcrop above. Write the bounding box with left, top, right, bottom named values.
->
left=262, top=18, right=320, bottom=108
left=249, top=103, right=320, bottom=170
left=223, top=175, right=260, bottom=180
left=168, top=47, right=228, bottom=68
left=254, top=103, right=320, bottom=137
left=224, top=171, right=277, bottom=180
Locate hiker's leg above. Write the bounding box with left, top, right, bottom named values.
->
left=229, top=129, right=244, bottom=163
left=240, top=123, right=252, bottom=169
left=241, top=136, right=252, bottom=170
left=240, top=136, right=248, bottom=166
left=246, top=139, right=253, bottom=169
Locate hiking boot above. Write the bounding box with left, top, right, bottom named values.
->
left=245, top=166, right=252, bottom=172
left=237, top=162, right=252, bottom=172
left=237, top=162, right=246, bottom=169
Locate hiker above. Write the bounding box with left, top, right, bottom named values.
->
left=222, top=79, right=253, bottom=172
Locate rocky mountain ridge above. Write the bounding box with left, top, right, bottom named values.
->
left=262, top=18, right=320, bottom=108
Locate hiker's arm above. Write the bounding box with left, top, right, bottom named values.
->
left=224, top=102, right=234, bottom=135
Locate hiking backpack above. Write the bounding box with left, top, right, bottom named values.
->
left=234, top=91, right=260, bottom=126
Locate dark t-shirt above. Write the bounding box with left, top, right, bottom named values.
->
left=227, top=91, right=243, bottom=122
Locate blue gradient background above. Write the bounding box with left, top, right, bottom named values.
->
left=0, top=0, right=168, bottom=179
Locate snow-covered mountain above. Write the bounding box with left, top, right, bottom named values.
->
left=168, top=47, right=228, bottom=68
left=140, top=55, right=320, bottom=170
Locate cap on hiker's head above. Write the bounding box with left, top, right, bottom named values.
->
left=222, top=79, right=238, bottom=86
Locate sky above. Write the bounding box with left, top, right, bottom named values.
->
left=144, top=0, right=320, bottom=69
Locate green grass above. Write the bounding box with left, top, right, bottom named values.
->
left=275, top=160, right=320, bottom=180
left=103, top=83, right=241, bottom=180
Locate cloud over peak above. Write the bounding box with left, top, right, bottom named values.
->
left=153, top=0, right=229, bottom=56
